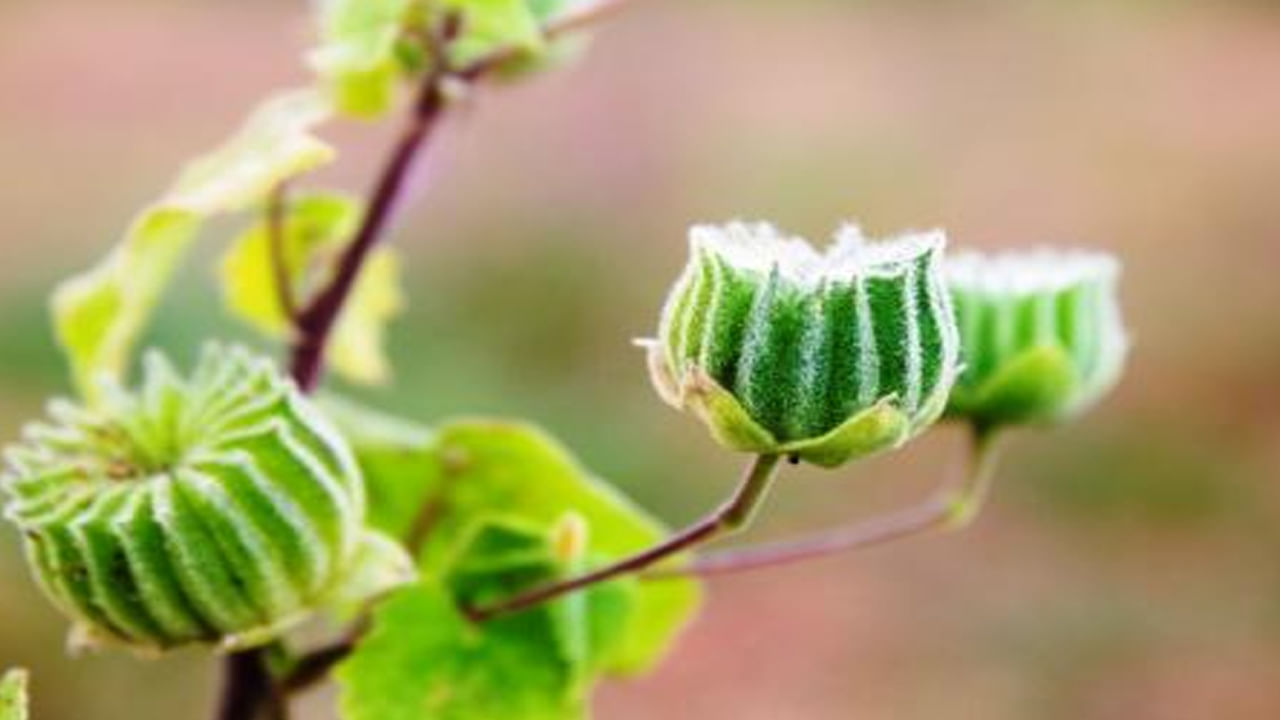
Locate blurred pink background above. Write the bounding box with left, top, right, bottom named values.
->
left=2, top=0, right=1279, bottom=718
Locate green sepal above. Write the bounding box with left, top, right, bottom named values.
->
left=945, top=248, right=1127, bottom=429
left=679, top=368, right=778, bottom=453
left=651, top=340, right=919, bottom=468
left=779, top=398, right=910, bottom=468
left=316, top=530, right=417, bottom=623
left=946, top=344, right=1077, bottom=427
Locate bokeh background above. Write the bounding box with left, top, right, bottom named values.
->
left=3, top=0, right=1280, bottom=717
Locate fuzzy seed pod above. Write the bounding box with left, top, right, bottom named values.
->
left=945, top=249, right=1128, bottom=427
left=644, top=222, right=960, bottom=467
left=2, top=345, right=369, bottom=651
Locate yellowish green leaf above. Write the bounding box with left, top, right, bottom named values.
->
left=443, top=0, right=544, bottom=67
left=219, top=190, right=402, bottom=385
left=53, top=210, right=200, bottom=402
left=219, top=192, right=360, bottom=334
left=420, top=420, right=702, bottom=674
left=52, top=89, right=334, bottom=400
left=329, top=247, right=404, bottom=384
left=165, top=90, right=334, bottom=213
left=0, top=669, right=28, bottom=720
left=310, top=0, right=413, bottom=118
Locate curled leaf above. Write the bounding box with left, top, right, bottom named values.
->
left=53, top=89, right=334, bottom=400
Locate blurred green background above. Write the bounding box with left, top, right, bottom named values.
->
left=3, top=0, right=1280, bottom=718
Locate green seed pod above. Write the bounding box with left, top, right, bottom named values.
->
left=945, top=249, right=1128, bottom=427
left=2, top=345, right=368, bottom=651
left=644, top=222, right=961, bottom=467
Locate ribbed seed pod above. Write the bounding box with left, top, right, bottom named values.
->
left=645, top=222, right=960, bottom=467
left=945, top=249, right=1127, bottom=427
left=2, top=345, right=367, bottom=651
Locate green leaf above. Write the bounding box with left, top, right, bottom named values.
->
left=336, top=581, right=582, bottom=720
left=310, top=0, right=414, bottom=118
left=317, top=394, right=442, bottom=540
left=329, top=247, right=405, bottom=384
left=445, top=515, right=561, bottom=575
left=419, top=419, right=702, bottom=674
left=443, top=513, right=635, bottom=689
left=950, top=344, right=1079, bottom=428
left=53, top=89, right=334, bottom=400
left=219, top=191, right=404, bottom=385
left=443, top=0, right=544, bottom=67
left=0, top=670, right=27, bottom=720
left=318, top=410, right=699, bottom=676
left=339, top=514, right=637, bottom=720
left=53, top=210, right=200, bottom=403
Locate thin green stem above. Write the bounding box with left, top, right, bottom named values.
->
left=465, top=454, right=784, bottom=622
left=646, top=425, right=1003, bottom=581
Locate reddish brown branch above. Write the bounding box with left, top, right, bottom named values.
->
left=215, top=648, right=287, bottom=720
left=288, top=72, right=449, bottom=392
left=218, top=3, right=652, bottom=716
